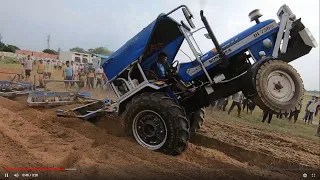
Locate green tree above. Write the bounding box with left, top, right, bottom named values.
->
left=0, top=42, right=5, bottom=51
left=88, top=47, right=113, bottom=56
left=1, top=44, right=20, bottom=53
left=43, top=49, right=58, bottom=55
left=70, top=47, right=87, bottom=53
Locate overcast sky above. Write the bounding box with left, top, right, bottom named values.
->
left=0, top=0, right=319, bottom=90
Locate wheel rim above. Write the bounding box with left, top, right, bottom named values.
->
left=132, top=110, right=167, bottom=150
left=266, top=70, right=295, bottom=103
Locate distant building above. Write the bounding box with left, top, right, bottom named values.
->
left=91, top=53, right=109, bottom=68
left=16, top=50, right=58, bottom=59
left=59, top=51, right=92, bottom=64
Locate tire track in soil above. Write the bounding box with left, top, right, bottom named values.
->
left=0, top=97, right=230, bottom=179
left=204, top=114, right=320, bottom=157
left=40, top=106, right=302, bottom=180
left=200, top=114, right=320, bottom=169
left=0, top=98, right=141, bottom=179
left=179, top=144, right=294, bottom=180
left=0, top=96, right=313, bottom=179
left=0, top=131, right=44, bottom=167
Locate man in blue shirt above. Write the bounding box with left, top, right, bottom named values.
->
left=62, top=61, right=73, bottom=90
left=151, top=52, right=168, bottom=80
left=150, top=52, right=192, bottom=96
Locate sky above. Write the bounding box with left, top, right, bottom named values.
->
left=0, top=0, right=319, bottom=90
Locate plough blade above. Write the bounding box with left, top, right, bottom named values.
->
left=56, top=99, right=117, bottom=121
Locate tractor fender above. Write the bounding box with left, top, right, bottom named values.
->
left=117, top=82, right=169, bottom=115
left=243, top=57, right=273, bottom=97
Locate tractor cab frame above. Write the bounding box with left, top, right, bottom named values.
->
left=102, top=5, right=215, bottom=113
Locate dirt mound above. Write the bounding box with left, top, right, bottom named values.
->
left=0, top=96, right=318, bottom=180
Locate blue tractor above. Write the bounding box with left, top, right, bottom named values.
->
left=102, top=4, right=318, bottom=155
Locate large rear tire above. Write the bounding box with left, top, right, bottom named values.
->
left=252, top=60, right=304, bottom=113
left=189, top=108, right=205, bottom=133
left=123, top=92, right=190, bottom=156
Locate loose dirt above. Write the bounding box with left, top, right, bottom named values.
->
left=0, top=67, right=319, bottom=180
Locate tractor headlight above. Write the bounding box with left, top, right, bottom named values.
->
left=263, top=38, right=273, bottom=48
left=259, top=51, right=266, bottom=57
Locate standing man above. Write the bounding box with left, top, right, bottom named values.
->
left=242, top=98, right=249, bottom=112
left=316, top=114, right=320, bottom=137
left=247, top=100, right=256, bottom=115
left=262, top=110, right=273, bottom=124
left=288, top=101, right=302, bottom=123
left=86, top=63, right=95, bottom=90
left=37, top=59, right=45, bottom=88
left=303, top=96, right=314, bottom=121
left=222, top=97, right=229, bottom=111
left=45, top=60, right=53, bottom=79
left=95, top=66, right=104, bottom=89
left=307, top=97, right=319, bottom=125
left=24, top=55, right=33, bottom=82
left=78, top=68, right=86, bottom=88
left=71, top=61, right=77, bottom=86
left=102, top=73, right=109, bottom=91
left=58, top=60, right=61, bottom=70
left=62, top=61, right=73, bottom=91
left=228, top=91, right=243, bottom=117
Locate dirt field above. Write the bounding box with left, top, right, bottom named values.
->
left=0, top=65, right=319, bottom=180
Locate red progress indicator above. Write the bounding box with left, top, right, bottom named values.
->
left=2, top=167, right=76, bottom=171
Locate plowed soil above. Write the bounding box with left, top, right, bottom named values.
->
left=0, top=67, right=319, bottom=180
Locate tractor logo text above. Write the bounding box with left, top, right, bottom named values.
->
left=253, top=22, right=276, bottom=38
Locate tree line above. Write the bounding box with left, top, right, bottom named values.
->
left=0, top=42, right=20, bottom=53
left=0, top=42, right=113, bottom=57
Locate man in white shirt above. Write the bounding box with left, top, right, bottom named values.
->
left=70, top=61, right=78, bottom=86
left=228, top=91, right=243, bottom=117
left=307, top=97, right=319, bottom=124
left=24, top=55, right=33, bottom=81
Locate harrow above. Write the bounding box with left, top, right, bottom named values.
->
left=0, top=72, right=34, bottom=99
left=56, top=98, right=117, bottom=121
left=27, top=79, right=93, bottom=107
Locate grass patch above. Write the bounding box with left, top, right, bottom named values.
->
left=209, top=95, right=320, bottom=141
left=0, top=62, right=21, bottom=68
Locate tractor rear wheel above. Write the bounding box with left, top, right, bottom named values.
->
left=252, top=60, right=304, bottom=113
left=189, top=108, right=205, bottom=133
left=123, top=92, right=190, bottom=156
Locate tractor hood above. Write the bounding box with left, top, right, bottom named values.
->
left=102, top=14, right=185, bottom=81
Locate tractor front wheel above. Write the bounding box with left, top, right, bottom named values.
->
left=252, top=60, right=304, bottom=113
left=123, top=92, right=190, bottom=156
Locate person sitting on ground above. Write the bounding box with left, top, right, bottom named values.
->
left=37, top=59, right=45, bottom=88
left=62, top=61, right=73, bottom=91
